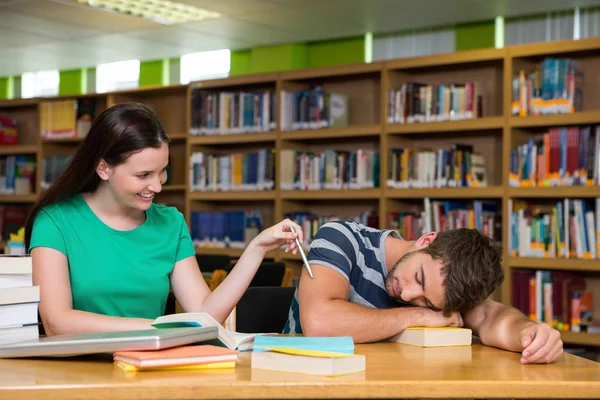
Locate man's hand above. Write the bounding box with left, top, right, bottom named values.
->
left=519, top=322, right=563, bottom=364
left=417, top=308, right=464, bottom=328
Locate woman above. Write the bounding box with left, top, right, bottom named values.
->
left=25, top=102, right=303, bottom=336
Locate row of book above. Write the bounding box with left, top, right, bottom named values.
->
left=388, top=199, right=501, bottom=241
left=0, top=155, right=36, bottom=195
left=280, top=87, right=349, bottom=131
left=189, top=150, right=275, bottom=192
left=508, top=198, right=600, bottom=259
left=387, top=82, right=483, bottom=124
left=509, top=126, right=600, bottom=187
left=387, top=144, right=488, bottom=189
left=512, top=269, right=595, bottom=333
left=190, top=210, right=264, bottom=249
left=0, top=256, right=40, bottom=346
left=511, top=57, right=583, bottom=117
left=283, top=211, right=379, bottom=250
left=40, top=98, right=97, bottom=140
left=279, top=149, right=380, bottom=191
left=0, top=205, right=26, bottom=242
left=41, top=155, right=72, bottom=190
left=189, top=90, right=276, bottom=136
left=0, top=115, right=19, bottom=145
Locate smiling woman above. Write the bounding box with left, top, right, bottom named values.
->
left=23, top=102, right=307, bottom=337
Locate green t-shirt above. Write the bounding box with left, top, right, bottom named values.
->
left=29, top=193, right=196, bottom=319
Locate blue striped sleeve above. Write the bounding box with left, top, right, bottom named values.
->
left=307, top=221, right=357, bottom=280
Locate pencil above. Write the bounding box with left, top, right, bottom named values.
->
left=290, top=226, right=314, bottom=278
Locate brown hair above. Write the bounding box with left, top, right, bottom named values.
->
left=25, top=102, right=170, bottom=250
left=420, top=228, right=503, bottom=315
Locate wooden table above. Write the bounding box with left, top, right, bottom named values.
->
left=0, top=342, right=598, bottom=399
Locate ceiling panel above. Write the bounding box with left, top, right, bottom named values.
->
left=0, top=9, right=102, bottom=40
left=182, top=17, right=299, bottom=45
left=2, top=0, right=600, bottom=76
left=177, top=0, right=283, bottom=17
left=5, top=0, right=162, bottom=32
left=128, top=27, right=250, bottom=54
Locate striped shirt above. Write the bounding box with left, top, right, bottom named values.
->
left=283, top=221, right=404, bottom=334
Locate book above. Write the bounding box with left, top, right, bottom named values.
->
left=113, top=344, right=238, bottom=370
left=388, top=327, right=473, bottom=347
left=252, top=335, right=355, bottom=354
left=115, top=360, right=236, bottom=372
left=251, top=348, right=365, bottom=377
left=152, top=312, right=273, bottom=351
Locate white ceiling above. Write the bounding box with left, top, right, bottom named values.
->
left=1, top=0, right=600, bottom=76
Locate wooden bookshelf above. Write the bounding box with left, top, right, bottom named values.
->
left=6, top=37, right=600, bottom=345
left=387, top=117, right=504, bottom=134
left=508, top=257, right=600, bottom=272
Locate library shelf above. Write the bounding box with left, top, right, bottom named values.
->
left=189, top=191, right=276, bottom=201
left=189, top=132, right=277, bottom=145
left=0, top=98, right=39, bottom=108
left=509, top=111, right=600, bottom=128
left=508, top=257, right=600, bottom=272
left=168, top=133, right=188, bottom=140
left=0, top=194, right=38, bottom=203
left=161, top=184, right=186, bottom=192
left=387, top=117, right=505, bottom=135
left=0, top=145, right=38, bottom=155
left=41, top=137, right=85, bottom=144
left=508, top=187, right=600, bottom=198
left=387, top=186, right=504, bottom=199
left=281, top=125, right=381, bottom=141
left=280, top=189, right=382, bottom=200
left=191, top=72, right=279, bottom=89
left=280, top=61, right=384, bottom=80
left=560, top=331, right=600, bottom=347
left=194, top=246, right=278, bottom=259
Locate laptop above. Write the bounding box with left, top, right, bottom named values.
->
left=0, top=326, right=218, bottom=358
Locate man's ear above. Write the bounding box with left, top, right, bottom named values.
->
left=415, top=231, right=437, bottom=249
left=96, top=159, right=112, bottom=181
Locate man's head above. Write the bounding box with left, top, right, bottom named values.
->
left=385, top=228, right=503, bottom=316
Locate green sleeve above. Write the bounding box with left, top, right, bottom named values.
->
left=176, top=213, right=195, bottom=262
left=29, top=209, right=68, bottom=255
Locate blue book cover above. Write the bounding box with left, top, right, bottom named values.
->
left=252, top=336, right=355, bottom=354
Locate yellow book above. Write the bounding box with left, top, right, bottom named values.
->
left=389, top=327, right=472, bottom=347
left=115, top=361, right=236, bottom=372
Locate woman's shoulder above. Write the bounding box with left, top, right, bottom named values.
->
left=149, top=203, right=185, bottom=223
left=39, top=194, right=84, bottom=218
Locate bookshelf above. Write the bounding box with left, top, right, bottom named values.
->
left=3, top=37, right=600, bottom=346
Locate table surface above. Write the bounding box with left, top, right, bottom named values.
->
left=0, top=342, right=599, bottom=400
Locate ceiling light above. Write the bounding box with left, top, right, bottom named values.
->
left=74, top=0, right=220, bottom=25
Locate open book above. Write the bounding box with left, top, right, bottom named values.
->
left=152, top=312, right=273, bottom=352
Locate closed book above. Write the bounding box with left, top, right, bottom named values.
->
left=389, top=327, right=472, bottom=347
left=251, top=348, right=365, bottom=377
left=113, top=344, right=238, bottom=369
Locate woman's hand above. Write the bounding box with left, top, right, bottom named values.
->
left=249, top=219, right=305, bottom=254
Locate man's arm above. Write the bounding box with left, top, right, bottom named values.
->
left=463, top=299, right=563, bottom=363
left=298, top=265, right=462, bottom=343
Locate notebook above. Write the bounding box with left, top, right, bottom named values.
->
left=251, top=336, right=363, bottom=376
left=153, top=312, right=273, bottom=351
left=389, top=327, right=473, bottom=347
left=113, top=344, right=238, bottom=369
left=0, top=326, right=218, bottom=358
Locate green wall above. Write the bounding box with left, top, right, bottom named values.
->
left=230, top=50, right=251, bottom=76
left=455, top=20, right=495, bottom=51
left=230, top=36, right=366, bottom=76
left=250, top=44, right=307, bottom=73
left=139, top=59, right=169, bottom=87
left=0, top=77, right=14, bottom=100
left=59, top=68, right=87, bottom=96
left=307, top=36, right=365, bottom=68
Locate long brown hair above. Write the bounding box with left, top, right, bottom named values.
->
left=25, top=102, right=170, bottom=250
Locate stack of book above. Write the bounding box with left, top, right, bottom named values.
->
left=251, top=336, right=365, bottom=376
left=0, top=256, right=39, bottom=346
left=113, top=344, right=239, bottom=373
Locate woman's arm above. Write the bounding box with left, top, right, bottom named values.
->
left=171, top=219, right=304, bottom=323
left=32, top=247, right=154, bottom=336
